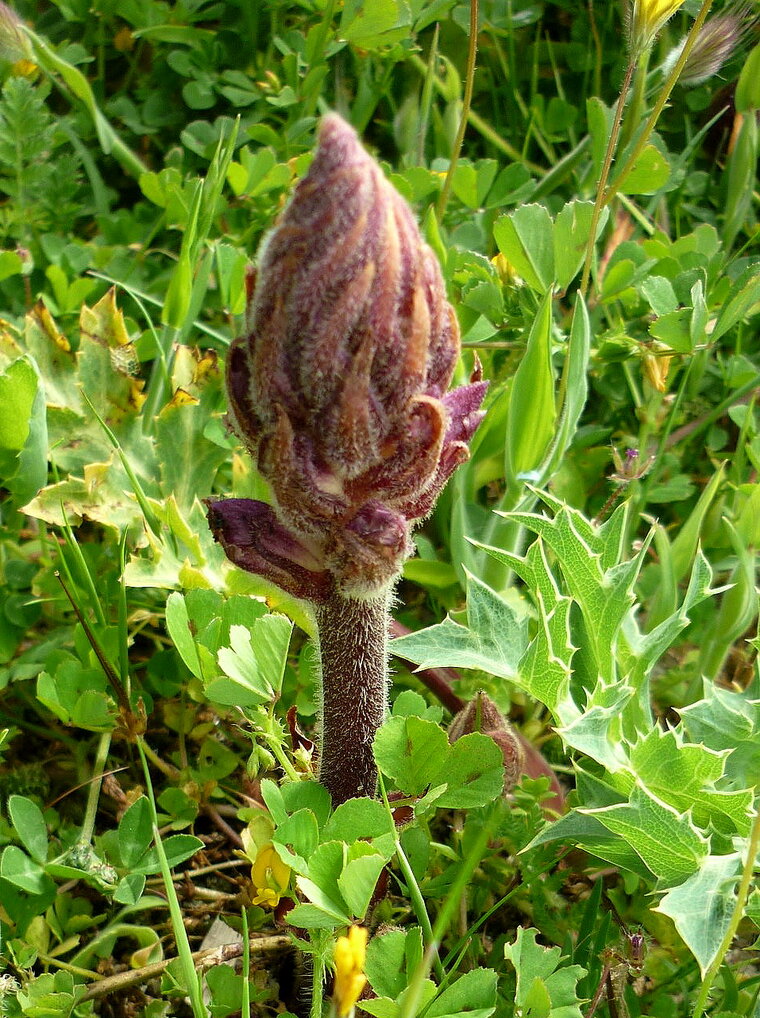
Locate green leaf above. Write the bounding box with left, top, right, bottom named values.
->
left=365, top=928, right=411, bottom=1000
left=0, top=357, right=37, bottom=457
left=504, top=927, right=586, bottom=1018
left=553, top=201, right=608, bottom=292
left=133, top=834, right=203, bottom=875
left=735, top=41, right=760, bottom=112
left=505, top=291, right=556, bottom=485
left=711, top=264, right=760, bottom=341
left=322, top=798, right=392, bottom=843
left=295, top=841, right=352, bottom=924
left=216, top=616, right=293, bottom=704
left=391, top=572, right=529, bottom=680
left=679, top=682, right=760, bottom=789
left=339, top=0, right=410, bottom=48
left=625, top=729, right=753, bottom=834
left=581, top=784, right=708, bottom=887
left=433, top=733, right=504, bottom=809
left=493, top=205, right=554, bottom=292
left=373, top=715, right=448, bottom=796
left=655, top=853, right=742, bottom=976
left=640, top=276, right=678, bottom=316
left=113, top=872, right=147, bottom=905
left=427, top=968, right=498, bottom=1018
left=618, top=144, right=671, bottom=194
left=8, top=795, right=48, bottom=865
left=0, top=845, right=55, bottom=896
left=164, top=592, right=205, bottom=679
left=273, top=809, right=320, bottom=874
left=119, top=796, right=153, bottom=868
left=338, top=849, right=388, bottom=919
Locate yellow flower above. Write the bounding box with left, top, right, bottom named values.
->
left=491, top=252, right=517, bottom=285
left=629, top=0, right=687, bottom=53
left=250, top=842, right=291, bottom=909
left=642, top=349, right=673, bottom=393
left=333, top=926, right=368, bottom=1017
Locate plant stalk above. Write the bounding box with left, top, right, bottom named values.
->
left=692, top=798, right=760, bottom=1017
left=314, top=591, right=391, bottom=806
left=603, top=0, right=714, bottom=206
left=436, top=0, right=479, bottom=221
left=579, top=58, right=636, bottom=297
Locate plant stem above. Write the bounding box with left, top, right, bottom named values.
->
left=314, top=591, right=390, bottom=805
left=310, top=941, right=327, bottom=1018
left=137, top=738, right=207, bottom=1018
left=603, top=0, right=714, bottom=207
left=80, top=731, right=111, bottom=846
left=692, top=798, right=760, bottom=1018
left=579, top=58, right=636, bottom=297
left=378, top=775, right=445, bottom=981
left=436, top=0, right=479, bottom=221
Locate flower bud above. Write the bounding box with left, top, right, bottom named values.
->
left=449, top=691, right=524, bottom=792
left=208, top=114, right=486, bottom=598
left=628, top=0, right=687, bottom=55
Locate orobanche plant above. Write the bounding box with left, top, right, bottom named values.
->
left=207, top=113, right=487, bottom=805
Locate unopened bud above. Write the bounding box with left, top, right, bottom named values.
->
left=449, top=691, right=524, bottom=792
left=628, top=0, right=687, bottom=55
left=208, top=114, right=487, bottom=599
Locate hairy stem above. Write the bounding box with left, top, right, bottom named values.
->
left=315, top=591, right=391, bottom=805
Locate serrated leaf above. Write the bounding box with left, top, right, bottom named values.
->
left=679, top=682, right=760, bottom=789
left=581, top=784, right=708, bottom=887
left=655, top=853, right=742, bottom=976
left=626, top=729, right=753, bottom=834
left=391, top=572, right=529, bottom=680
left=525, top=810, right=655, bottom=881
left=558, top=680, right=634, bottom=769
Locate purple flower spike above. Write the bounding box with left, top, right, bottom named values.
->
left=217, top=113, right=487, bottom=598
left=209, top=114, right=490, bottom=806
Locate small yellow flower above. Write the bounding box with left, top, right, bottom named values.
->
left=642, top=344, right=673, bottom=393
left=333, top=926, right=368, bottom=1017
left=250, top=842, right=291, bottom=909
left=629, top=0, right=687, bottom=53
left=491, top=252, right=517, bottom=285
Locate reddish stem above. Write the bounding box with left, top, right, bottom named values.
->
left=315, top=592, right=390, bottom=806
